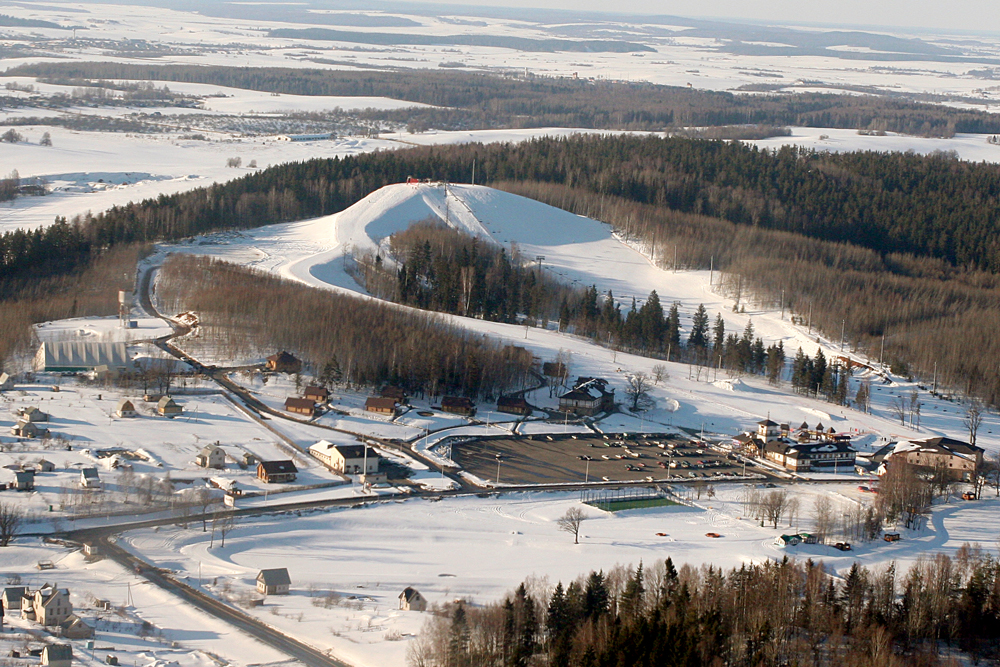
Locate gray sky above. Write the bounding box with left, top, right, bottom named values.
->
left=421, top=0, right=1000, bottom=33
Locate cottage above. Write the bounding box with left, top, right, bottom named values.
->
left=364, top=397, right=398, bottom=416
left=303, top=385, right=329, bottom=403
left=115, top=399, right=136, bottom=418
left=309, top=441, right=379, bottom=475
left=399, top=587, right=427, bottom=611
left=18, top=406, right=49, bottom=422
left=889, top=436, right=984, bottom=481
left=284, top=397, right=316, bottom=417
left=13, top=470, right=34, bottom=491
left=2, top=586, right=25, bottom=610
left=775, top=534, right=802, bottom=547
left=35, top=341, right=129, bottom=372
left=11, top=420, right=49, bottom=438
left=157, top=396, right=183, bottom=417
left=257, top=460, right=297, bottom=483
left=441, top=396, right=476, bottom=417
left=36, top=459, right=55, bottom=472
left=256, top=568, right=291, bottom=595
left=195, top=444, right=226, bottom=469
left=380, top=385, right=407, bottom=403
left=35, top=585, right=72, bottom=627
left=265, top=351, right=301, bottom=374
left=61, top=615, right=94, bottom=639
left=41, top=644, right=72, bottom=667
left=80, top=468, right=101, bottom=489
left=558, top=377, right=615, bottom=416
left=497, top=396, right=531, bottom=416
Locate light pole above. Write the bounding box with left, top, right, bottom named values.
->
left=495, top=454, right=502, bottom=485
left=585, top=458, right=590, bottom=483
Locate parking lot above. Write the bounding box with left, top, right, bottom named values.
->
left=452, top=432, right=752, bottom=485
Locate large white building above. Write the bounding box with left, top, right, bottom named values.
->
left=34, top=341, right=129, bottom=372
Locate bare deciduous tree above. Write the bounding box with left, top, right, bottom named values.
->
left=557, top=507, right=585, bottom=544
left=889, top=395, right=906, bottom=426
left=0, top=502, right=23, bottom=546
left=813, top=495, right=834, bottom=543
left=964, top=399, right=984, bottom=447
left=623, top=372, right=654, bottom=412
left=760, top=490, right=789, bottom=528
left=651, top=364, right=669, bottom=385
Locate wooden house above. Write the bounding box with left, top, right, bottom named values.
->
left=2, top=586, right=25, bottom=610
left=364, top=397, right=398, bottom=416
left=195, top=444, right=226, bottom=469
left=441, top=396, right=476, bottom=417
left=256, top=568, right=290, bottom=595
left=36, top=459, right=55, bottom=472
left=399, top=587, right=427, bottom=611
left=380, top=385, right=407, bottom=402
left=303, top=385, right=329, bottom=403
left=115, top=398, right=136, bottom=418
left=558, top=378, right=615, bottom=416
left=41, top=644, right=72, bottom=667
left=80, top=468, right=101, bottom=489
left=265, top=351, right=301, bottom=374
left=257, top=460, right=297, bottom=483
left=309, top=441, right=379, bottom=475
left=11, top=420, right=49, bottom=438
left=889, top=436, right=984, bottom=481
left=497, top=396, right=531, bottom=416
left=18, top=406, right=49, bottom=422
left=284, top=397, right=316, bottom=417
left=34, top=585, right=72, bottom=627
left=157, top=396, right=183, bottom=417
left=13, top=470, right=34, bottom=491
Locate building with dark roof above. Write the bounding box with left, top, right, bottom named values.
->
left=257, top=568, right=291, bottom=595
left=558, top=378, right=615, bottom=416
left=764, top=440, right=856, bottom=472
left=257, top=460, right=298, bottom=483
left=890, top=436, right=984, bottom=481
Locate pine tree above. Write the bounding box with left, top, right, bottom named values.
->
left=688, top=303, right=709, bottom=356
left=666, top=302, right=681, bottom=358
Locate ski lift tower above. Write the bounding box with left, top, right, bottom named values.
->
left=119, top=289, right=132, bottom=327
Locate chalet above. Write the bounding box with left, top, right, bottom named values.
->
left=889, top=436, right=984, bottom=481
left=41, top=644, right=72, bottom=667
left=764, top=440, right=856, bottom=472
left=303, top=385, right=329, bottom=403
left=195, top=444, right=226, bottom=469
left=558, top=377, right=615, bottom=416
left=34, top=341, right=128, bottom=373
left=380, top=385, right=407, bottom=403
left=115, top=398, right=136, bottom=418
left=257, top=460, right=297, bottom=483
left=14, top=470, right=34, bottom=491
left=497, top=396, right=531, bottom=416
left=256, top=568, right=291, bottom=595
left=399, top=587, right=427, bottom=611
left=11, top=420, right=49, bottom=438
left=34, top=585, right=72, bottom=627
left=310, top=441, right=379, bottom=475
left=284, top=397, right=316, bottom=417
left=731, top=432, right=763, bottom=457
left=441, top=396, right=476, bottom=417
left=18, top=406, right=49, bottom=422
left=757, top=419, right=780, bottom=442
left=157, top=396, right=183, bottom=417
left=2, top=586, right=25, bottom=610
left=364, top=397, right=398, bottom=416
left=80, top=468, right=101, bottom=489
left=265, top=351, right=301, bottom=374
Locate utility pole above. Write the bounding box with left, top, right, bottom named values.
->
left=933, top=361, right=938, bottom=392
left=709, top=255, right=713, bottom=286
left=471, top=159, right=476, bottom=186
left=535, top=255, right=545, bottom=275
left=780, top=289, right=784, bottom=320
left=673, top=245, right=678, bottom=272
left=880, top=333, right=885, bottom=368
left=808, top=302, right=813, bottom=333
left=840, top=319, right=846, bottom=352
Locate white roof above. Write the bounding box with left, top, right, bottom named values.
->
left=36, top=341, right=129, bottom=370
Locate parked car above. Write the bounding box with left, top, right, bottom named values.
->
left=833, top=542, right=852, bottom=551
left=883, top=533, right=901, bottom=542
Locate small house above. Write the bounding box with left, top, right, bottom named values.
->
left=310, top=441, right=379, bottom=475
left=41, top=644, right=72, bottom=667
left=257, top=460, right=297, bottom=484
left=115, top=399, right=136, bottom=418
left=497, top=396, right=531, bottom=416
left=441, top=396, right=476, bottom=417
left=799, top=533, right=818, bottom=545
left=80, top=467, right=101, bottom=489
left=380, top=385, right=407, bottom=403
left=36, top=459, right=55, bottom=472
left=61, top=615, right=94, bottom=639
left=2, top=586, right=25, bottom=610
left=303, top=386, right=329, bottom=403
left=265, top=351, right=301, bottom=374
left=399, top=587, right=427, bottom=611
left=11, top=420, right=49, bottom=438
left=364, top=397, right=398, bottom=416
left=0, top=372, right=13, bottom=391
left=256, top=568, right=291, bottom=595
left=284, top=397, right=316, bottom=417
left=14, top=470, right=35, bottom=491
left=558, top=378, right=615, bottom=416
left=35, top=585, right=72, bottom=627
left=775, top=534, right=802, bottom=547
left=157, top=396, right=183, bottom=417
left=18, top=406, right=49, bottom=422
left=195, top=444, right=226, bottom=469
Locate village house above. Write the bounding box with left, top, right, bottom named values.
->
left=399, top=587, right=427, bottom=611
left=764, top=440, right=857, bottom=472
left=157, top=396, right=183, bottom=417
left=441, top=396, right=476, bottom=417
left=36, top=459, right=55, bottom=472
left=11, top=420, right=49, bottom=438
left=257, top=460, right=297, bottom=483
left=309, top=441, right=380, bottom=475
left=18, top=406, right=49, bottom=422
left=265, top=351, right=301, bottom=374
left=60, top=615, right=94, bottom=639
left=284, top=397, right=316, bottom=417
left=34, top=585, right=72, bottom=627
left=889, top=436, right=984, bottom=481
left=303, top=385, right=329, bottom=403
left=195, top=444, right=226, bottom=469
left=2, top=586, right=25, bottom=611
left=115, top=398, right=136, bottom=418
left=13, top=470, right=34, bottom=491
left=380, top=385, right=407, bottom=403
left=80, top=468, right=101, bottom=489
left=256, top=568, right=291, bottom=595
left=41, top=644, right=72, bottom=667
left=497, top=395, right=531, bottom=416
left=364, top=397, right=398, bottom=416
left=558, top=378, right=615, bottom=416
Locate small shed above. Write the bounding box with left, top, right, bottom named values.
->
left=157, top=396, right=183, bottom=417
left=256, top=568, right=291, bottom=595
left=115, top=399, right=136, bottom=418
left=14, top=470, right=35, bottom=491
left=284, top=397, right=316, bottom=417
left=441, top=396, right=476, bottom=417
left=41, top=644, right=72, bottom=667
left=497, top=396, right=531, bottom=416
left=36, top=459, right=56, bottom=472
left=2, top=586, right=26, bottom=610
left=195, top=444, right=226, bottom=469
left=265, top=351, right=301, bottom=374
left=364, top=397, right=398, bottom=415
left=80, top=467, right=101, bottom=489
left=303, top=386, right=329, bottom=403
left=399, top=587, right=427, bottom=611
left=257, top=460, right=297, bottom=483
